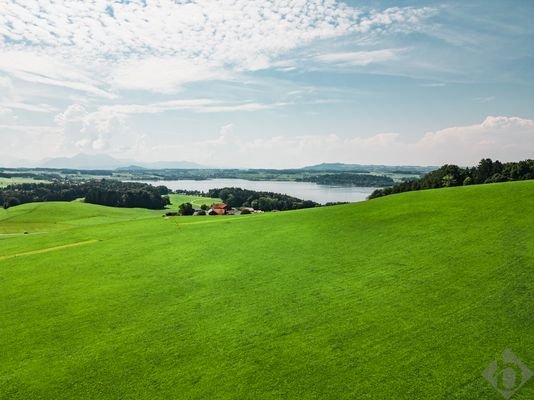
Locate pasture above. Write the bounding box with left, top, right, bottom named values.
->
left=168, top=193, right=222, bottom=208
left=0, top=181, right=533, bottom=399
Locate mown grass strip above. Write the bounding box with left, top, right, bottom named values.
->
left=0, top=239, right=99, bottom=261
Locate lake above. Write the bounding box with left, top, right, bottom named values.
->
left=137, top=179, right=377, bottom=204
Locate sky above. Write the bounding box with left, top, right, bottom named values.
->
left=0, top=0, right=533, bottom=168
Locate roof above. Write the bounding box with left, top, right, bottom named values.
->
left=212, top=203, right=228, bottom=209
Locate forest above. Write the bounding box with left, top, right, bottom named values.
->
left=297, top=173, right=393, bottom=186
left=207, top=187, right=318, bottom=211
left=0, top=180, right=170, bottom=209
left=369, top=158, right=534, bottom=199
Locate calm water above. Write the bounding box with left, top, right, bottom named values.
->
left=138, top=179, right=377, bottom=204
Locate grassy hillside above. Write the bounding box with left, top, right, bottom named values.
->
left=168, top=193, right=221, bottom=208
left=0, top=181, right=533, bottom=399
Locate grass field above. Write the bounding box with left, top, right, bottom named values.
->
left=1, top=181, right=533, bottom=399
left=168, top=193, right=222, bottom=208
left=0, top=177, right=48, bottom=188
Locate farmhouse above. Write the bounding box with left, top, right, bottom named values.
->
left=208, top=203, right=229, bottom=215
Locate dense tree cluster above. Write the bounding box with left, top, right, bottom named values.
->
left=173, top=189, right=207, bottom=196
left=297, top=173, right=393, bottom=186
left=1, top=180, right=170, bottom=209
left=115, top=166, right=422, bottom=184
left=207, top=187, right=318, bottom=211
left=369, top=159, right=534, bottom=199
left=178, top=202, right=194, bottom=216
left=0, top=168, right=114, bottom=179
left=0, top=171, right=62, bottom=180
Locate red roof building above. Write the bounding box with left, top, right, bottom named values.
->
left=209, top=203, right=229, bottom=215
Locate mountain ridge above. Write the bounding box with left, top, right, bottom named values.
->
left=39, top=153, right=207, bottom=170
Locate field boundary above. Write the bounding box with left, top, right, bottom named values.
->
left=0, top=239, right=99, bottom=261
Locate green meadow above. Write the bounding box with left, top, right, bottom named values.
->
left=168, top=193, right=221, bottom=208
left=0, top=181, right=533, bottom=399
left=0, top=177, right=48, bottom=188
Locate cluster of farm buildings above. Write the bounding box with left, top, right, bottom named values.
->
left=166, top=203, right=262, bottom=217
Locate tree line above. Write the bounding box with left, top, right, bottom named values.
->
left=369, top=159, right=534, bottom=199
left=1, top=180, right=170, bottom=209
left=207, top=187, right=318, bottom=211
left=297, top=173, right=393, bottom=186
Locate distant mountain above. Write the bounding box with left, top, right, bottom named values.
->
left=141, top=160, right=206, bottom=169
left=41, top=154, right=127, bottom=170
left=39, top=153, right=207, bottom=170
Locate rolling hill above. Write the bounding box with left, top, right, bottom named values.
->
left=0, top=182, right=533, bottom=399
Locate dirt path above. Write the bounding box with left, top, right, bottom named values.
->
left=0, top=239, right=99, bottom=261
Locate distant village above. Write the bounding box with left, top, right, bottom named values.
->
left=165, top=202, right=263, bottom=217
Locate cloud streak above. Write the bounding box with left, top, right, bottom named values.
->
left=0, top=1, right=434, bottom=93
left=316, top=49, right=400, bottom=66
left=0, top=50, right=115, bottom=98
left=98, top=100, right=288, bottom=114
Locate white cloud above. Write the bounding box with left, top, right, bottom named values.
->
left=111, top=58, right=230, bottom=93
left=0, top=74, right=57, bottom=114
left=316, top=49, right=400, bottom=66
left=42, top=98, right=286, bottom=161
left=0, top=107, right=18, bottom=125
left=54, top=104, right=130, bottom=153
left=419, top=82, right=446, bottom=87
left=0, top=51, right=115, bottom=98
left=131, top=116, right=534, bottom=168
left=0, top=76, right=14, bottom=99
left=2, top=115, right=532, bottom=167
left=0, top=101, right=57, bottom=113
left=98, top=99, right=218, bottom=115
left=0, top=124, right=62, bottom=161
left=0, top=1, right=434, bottom=93
left=415, top=116, right=534, bottom=164
left=98, top=100, right=286, bottom=114
left=196, top=102, right=288, bottom=113
left=356, top=7, right=435, bottom=33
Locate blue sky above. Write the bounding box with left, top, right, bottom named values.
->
left=0, top=0, right=533, bottom=167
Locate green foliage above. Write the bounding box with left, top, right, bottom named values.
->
left=0, top=177, right=49, bottom=188
left=207, top=187, right=318, bottom=211
left=0, top=182, right=533, bottom=399
left=296, top=173, right=393, bottom=186
left=0, top=180, right=171, bottom=210
left=178, top=202, right=194, bottom=216
left=369, top=158, right=534, bottom=199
